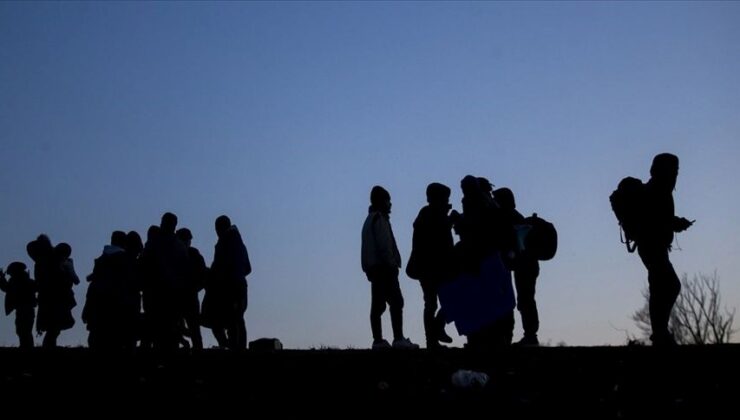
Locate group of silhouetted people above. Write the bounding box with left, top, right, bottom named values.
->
left=362, top=175, right=546, bottom=350
left=361, top=152, right=692, bottom=350
left=1, top=153, right=693, bottom=350
left=1, top=213, right=250, bottom=351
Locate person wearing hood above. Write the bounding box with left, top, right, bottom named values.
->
left=83, top=231, right=137, bottom=350
left=637, top=153, right=694, bottom=346
left=204, top=215, right=251, bottom=350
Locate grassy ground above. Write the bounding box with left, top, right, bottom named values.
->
left=1, top=345, right=737, bottom=417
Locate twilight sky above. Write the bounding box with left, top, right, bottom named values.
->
left=1, top=1, right=739, bottom=348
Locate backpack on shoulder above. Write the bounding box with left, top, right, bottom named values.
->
left=609, top=176, right=646, bottom=253
left=522, top=213, right=557, bottom=261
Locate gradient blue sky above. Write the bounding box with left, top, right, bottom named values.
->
left=1, top=2, right=739, bottom=348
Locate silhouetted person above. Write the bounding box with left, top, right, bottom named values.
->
left=150, top=212, right=189, bottom=350
left=407, top=183, right=455, bottom=349
left=637, top=153, right=693, bottom=346
left=450, top=176, right=515, bottom=349
left=452, top=176, right=505, bottom=273
left=125, top=230, right=145, bottom=346
left=55, top=243, right=80, bottom=288
left=362, top=186, right=419, bottom=350
left=83, top=231, right=138, bottom=351
left=138, top=225, right=161, bottom=349
left=479, top=177, right=517, bottom=260
left=0, top=262, right=37, bottom=348
left=495, top=187, right=540, bottom=346
left=27, top=234, right=76, bottom=348
left=176, top=227, right=207, bottom=350
left=204, top=215, right=251, bottom=349
left=455, top=175, right=492, bottom=253
left=477, top=177, right=498, bottom=210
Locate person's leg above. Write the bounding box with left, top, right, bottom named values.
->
left=514, top=260, right=540, bottom=342
left=42, top=329, right=60, bottom=348
left=369, top=277, right=388, bottom=342
left=16, top=311, right=34, bottom=349
left=386, top=276, right=405, bottom=341
left=235, top=318, right=247, bottom=349
left=239, top=284, right=248, bottom=349
left=639, top=245, right=681, bottom=344
left=434, top=308, right=452, bottom=343
left=226, top=283, right=248, bottom=350
left=212, top=327, right=229, bottom=348
left=186, top=316, right=203, bottom=350
left=184, top=295, right=203, bottom=350
left=420, top=279, right=438, bottom=347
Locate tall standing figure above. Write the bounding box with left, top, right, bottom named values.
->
left=27, top=235, right=77, bottom=348
left=176, top=227, right=207, bottom=350
left=361, top=186, right=418, bottom=350
left=637, top=153, right=693, bottom=346
left=206, top=215, right=251, bottom=349
left=407, top=183, right=455, bottom=349
left=494, top=187, right=540, bottom=346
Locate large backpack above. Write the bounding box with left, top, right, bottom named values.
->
left=522, top=213, right=557, bottom=261
left=609, top=176, right=646, bottom=253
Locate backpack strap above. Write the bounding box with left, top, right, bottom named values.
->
left=619, top=227, right=637, bottom=253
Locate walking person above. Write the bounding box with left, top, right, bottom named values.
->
left=637, top=153, right=694, bottom=346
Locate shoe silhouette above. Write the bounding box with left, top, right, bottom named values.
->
left=437, top=328, right=453, bottom=344
left=372, top=339, right=391, bottom=350
left=514, top=335, right=539, bottom=347
left=392, top=337, right=419, bottom=350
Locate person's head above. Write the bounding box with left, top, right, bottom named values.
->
left=460, top=175, right=480, bottom=196
left=111, top=231, right=128, bottom=248
left=160, top=212, right=178, bottom=234
left=215, top=215, right=232, bottom=238
left=27, top=234, right=53, bottom=262
left=477, top=177, right=494, bottom=195
left=650, top=153, right=679, bottom=190
left=6, top=261, right=28, bottom=278
left=493, top=187, right=516, bottom=211
left=176, top=228, right=193, bottom=247
left=370, top=185, right=391, bottom=213
left=146, top=225, right=160, bottom=244
left=126, top=231, right=143, bottom=255
left=426, top=182, right=451, bottom=207
left=36, top=234, right=52, bottom=248
left=54, top=242, right=72, bottom=260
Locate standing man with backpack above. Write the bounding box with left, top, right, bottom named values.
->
left=494, top=187, right=541, bottom=346
left=634, top=153, right=694, bottom=346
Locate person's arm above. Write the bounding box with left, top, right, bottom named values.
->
left=241, top=241, right=252, bottom=277
left=66, top=259, right=80, bottom=285
left=373, top=216, right=396, bottom=269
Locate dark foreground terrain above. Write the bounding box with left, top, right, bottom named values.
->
left=1, top=345, right=737, bottom=417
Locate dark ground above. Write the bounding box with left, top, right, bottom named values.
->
left=1, top=345, right=737, bottom=417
